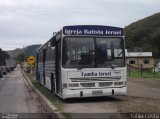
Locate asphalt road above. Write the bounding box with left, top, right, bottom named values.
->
left=0, top=65, right=39, bottom=113
left=0, top=65, right=160, bottom=118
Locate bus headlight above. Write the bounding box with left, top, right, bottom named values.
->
left=63, top=83, right=67, bottom=88
left=68, top=83, right=79, bottom=87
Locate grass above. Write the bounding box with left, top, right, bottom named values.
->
left=61, top=112, right=71, bottom=119
left=127, top=70, right=160, bottom=79
left=26, top=73, right=65, bottom=111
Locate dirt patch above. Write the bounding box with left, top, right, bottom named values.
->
left=115, top=95, right=160, bottom=113
left=128, top=77, right=160, bottom=89
left=62, top=95, right=160, bottom=119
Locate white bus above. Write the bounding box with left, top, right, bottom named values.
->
left=36, top=25, right=127, bottom=99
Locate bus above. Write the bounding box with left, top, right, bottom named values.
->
left=36, top=25, right=127, bottom=99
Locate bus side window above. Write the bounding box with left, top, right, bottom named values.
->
left=51, top=37, right=56, bottom=47
left=111, top=43, right=114, bottom=59
left=57, top=39, right=61, bottom=59
left=37, top=53, right=39, bottom=63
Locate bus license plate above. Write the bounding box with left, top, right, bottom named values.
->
left=92, top=90, right=103, bottom=95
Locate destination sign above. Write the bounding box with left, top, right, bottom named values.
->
left=63, top=25, right=124, bottom=36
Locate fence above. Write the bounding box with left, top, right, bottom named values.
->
left=127, top=64, right=160, bottom=79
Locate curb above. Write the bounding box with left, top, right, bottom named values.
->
left=22, top=71, right=65, bottom=119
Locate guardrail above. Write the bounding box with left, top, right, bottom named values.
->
left=127, top=64, right=160, bottom=79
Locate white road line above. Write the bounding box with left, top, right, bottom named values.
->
left=2, top=78, right=5, bottom=80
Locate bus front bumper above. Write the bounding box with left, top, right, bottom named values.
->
left=62, top=86, right=127, bottom=99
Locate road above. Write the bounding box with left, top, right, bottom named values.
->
left=0, top=65, right=40, bottom=113
left=0, top=66, right=160, bottom=118
left=127, top=77, right=160, bottom=99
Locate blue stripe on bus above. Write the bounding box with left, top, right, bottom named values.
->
left=63, top=25, right=124, bottom=36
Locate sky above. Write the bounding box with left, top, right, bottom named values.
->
left=0, top=0, right=160, bottom=50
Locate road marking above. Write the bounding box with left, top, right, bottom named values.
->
left=2, top=78, right=5, bottom=80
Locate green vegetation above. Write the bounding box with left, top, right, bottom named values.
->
left=7, top=44, right=41, bottom=63
left=61, top=113, right=71, bottom=119
left=16, top=52, right=26, bottom=63
left=0, top=48, right=10, bottom=66
left=26, top=73, right=65, bottom=111
left=128, top=70, right=160, bottom=79
left=125, top=13, right=160, bottom=57
left=24, top=44, right=41, bottom=57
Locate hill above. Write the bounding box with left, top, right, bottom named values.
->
left=24, top=45, right=41, bottom=56
left=125, top=13, right=160, bottom=57
left=7, top=44, right=41, bottom=60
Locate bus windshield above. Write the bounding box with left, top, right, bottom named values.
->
left=62, top=37, right=125, bottom=68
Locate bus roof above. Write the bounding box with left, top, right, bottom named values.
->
left=63, top=25, right=124, bottom=36
left=36, top=25, right=124, bottom=53
left=36, top=31, right=61, bottom=52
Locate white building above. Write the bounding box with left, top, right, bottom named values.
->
left=126, top=50, right=154, bottom=70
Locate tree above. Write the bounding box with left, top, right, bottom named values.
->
left=16, top=52, right=26, bottom=63
left=0, top=48, right=10, bottom=66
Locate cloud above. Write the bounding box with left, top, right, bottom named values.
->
left=0, top=0, right=160, bottom=50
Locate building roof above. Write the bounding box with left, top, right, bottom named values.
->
left=126, top=51, right=152, bottom=57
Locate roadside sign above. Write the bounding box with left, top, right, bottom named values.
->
left=27, top=55, right=36, bottom=65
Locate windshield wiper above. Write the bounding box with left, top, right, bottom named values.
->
left=110, top=63, right=119, bottom=69
left=118, top=51, right=123, bottom=57
left=110, top=64, right=115, bottom=69
left=105, top=62, right=118, bottom=69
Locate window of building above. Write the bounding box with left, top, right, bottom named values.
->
left=144, top=59, right=150, bottom=64
left=129, top=60, right=135, bottom=64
